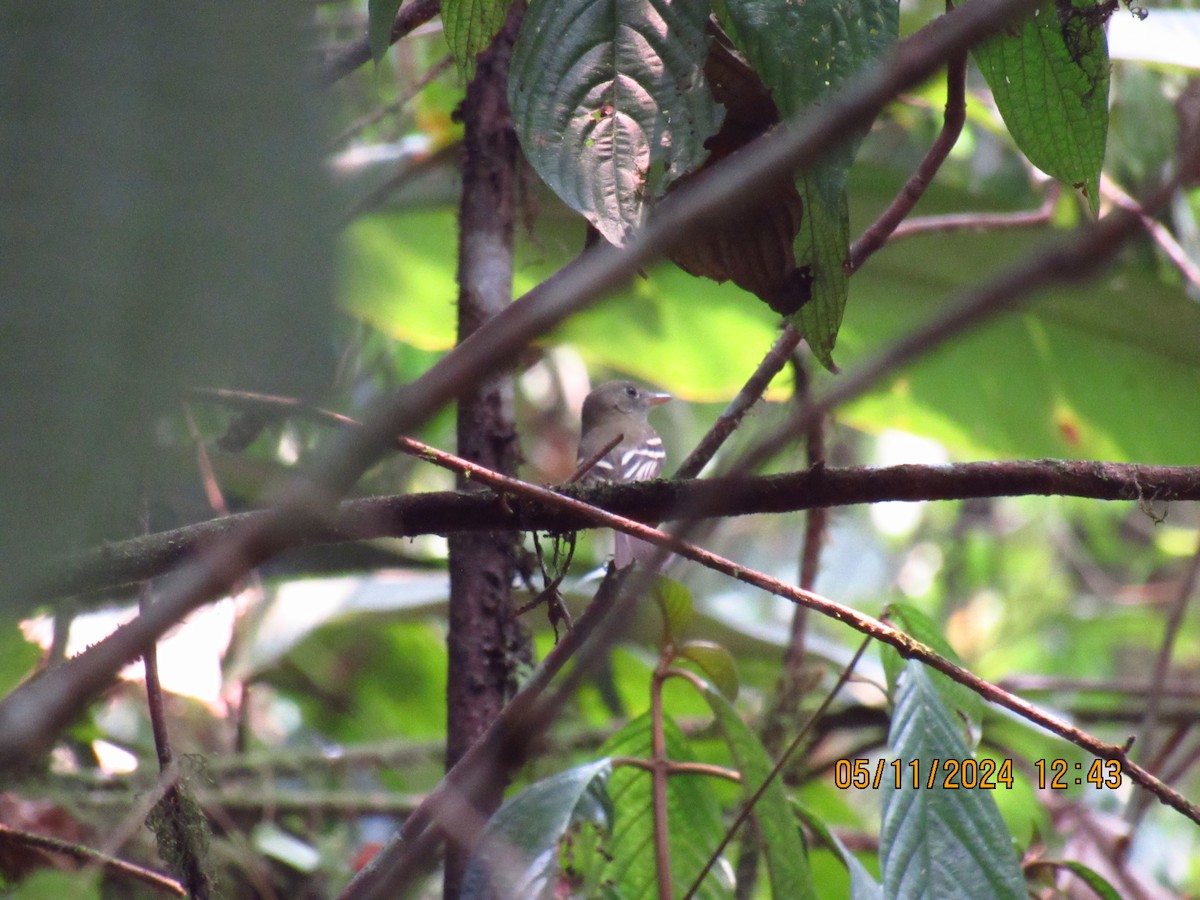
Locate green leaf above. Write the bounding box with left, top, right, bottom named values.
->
left=679, top=640, right=739, bottom=701
left=508, top=0, right=724, bottom=244
left=0, top=624, right=43, bottom=696
left=972, top=0, right=1109, bottom=214
left=881, top=603, right=984, bottom=747
left=791, top=172, right=851, bottom=368
left=443, top=0, right=513, bottom=80
left=653, top=575, right=694, bottom=643
left=461, top=758, right=613, bottom=899
left=838, top=163, right=1200, bottom=463
left=717, top=0, right=898, bottom=368
left=793, top=803, right=883, bottom=900
left=5, top=871, right=102, bottom=900
left=1029, top=860, right=1123, bottom=900
left=340, top=208, right=785, bottom=402
left=700, top=685, right=817, bottom=900
left=881, top=662, right=1025, bottom=900
left=0, top=3, right=334, bottom=612
left=717, top=0, right=898, bottom=121
left=599, top=714, right=729, bottom=899
left=367, top=0, right=404, bottom=65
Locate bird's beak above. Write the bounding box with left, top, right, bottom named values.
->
left=647, top=392, right=672, bottom=406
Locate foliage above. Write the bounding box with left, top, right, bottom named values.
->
left=1, top=0, right=1199, bottom=897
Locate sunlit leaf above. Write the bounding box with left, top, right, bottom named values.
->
left=1028, top=860, right=1123, bottom=900
left=653, top=576, right=695, bottom=643
left=792, top=171, right=850, bottom=368
left=793, top=803, right=883, bottom=900
left=881, top=602, right=983, bottom=747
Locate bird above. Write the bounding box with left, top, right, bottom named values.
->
left=576, top=380, right=671, bottom=568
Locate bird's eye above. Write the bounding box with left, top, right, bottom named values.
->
left=625, top=386, right=637, bottom=398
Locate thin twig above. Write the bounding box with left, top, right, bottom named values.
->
left=610, top=757, right=742, bottom=782
left=0, top=823, right=186, bottom=896
left=569, top=432, right=622, bottom=483
left=673, top=327, right=802, bottom=480
left=887, top=183, right=1059, bottom=242
left=848, top=28, right=968, bottom=272
left=683, top=637, right=873, bottom=900
left=1102, top=175, right=1200, bottom=289
left=340, top=140, right=462, bottom=224
left=1125, top=534, right=1200, bottom=830
left=326, top=55, right=454, bottom=151
left=137, top=499, right=213, bottom=899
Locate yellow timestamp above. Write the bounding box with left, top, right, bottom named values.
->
left=833, top=757, right=1014, bottom=790
left=1035, top=757, right=1123, bottom=790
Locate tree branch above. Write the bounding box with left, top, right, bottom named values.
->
left=316, top=0, right=442, bottom=89
left=46, top=460, right=1200, bottom=603
left=848, top=29, right=968, bottom=272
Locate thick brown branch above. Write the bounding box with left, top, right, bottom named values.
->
left=46, top=460, right=1200, bottom=603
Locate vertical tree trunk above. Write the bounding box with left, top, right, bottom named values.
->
left=443, top=8, right=528, bottom=896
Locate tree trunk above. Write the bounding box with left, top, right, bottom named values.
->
left=443, top=7, right=528, bottom=896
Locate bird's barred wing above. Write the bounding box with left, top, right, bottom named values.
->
left=579, top=436, right=665, bottom=484
left=619, top=435, right=664, bottom=482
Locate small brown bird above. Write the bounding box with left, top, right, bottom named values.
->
left=577, top=380, right=671, bottom=568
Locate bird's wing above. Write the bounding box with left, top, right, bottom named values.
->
left=619, top=435, right=665, bottom=482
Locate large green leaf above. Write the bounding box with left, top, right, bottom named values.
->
left=461, top=758, right=613, bottom=899
left=972, top=0, right=1109, bottom=213
left=599, top=714, right=728, bottom=899
left=881, top=662, right=1025, bottom=899
left=443, top=0, right=515, bottom=79
left=340, top=164, right=1200, bottom=463
left=508, top=0, right=724, bottom=244
left=718, top=0, right=899, bottom=368
left=340, top=208, right=784, bottom=401
left=880, top=603, right=984, bottom=748
left=701, top=684, right=817, bottom=900
left=838, top=166, right=1200, bottom=464
left=0, top=3, right=334, bottom=611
